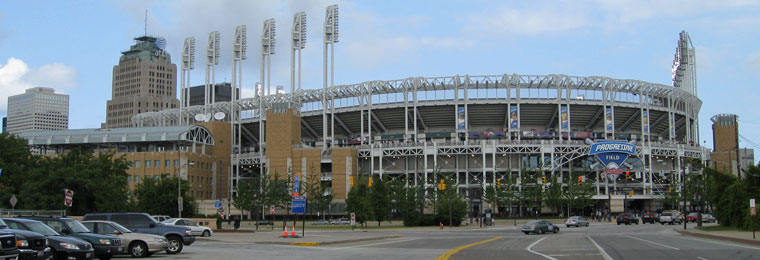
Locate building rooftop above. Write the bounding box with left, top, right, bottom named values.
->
left=18, top=125, right=213, bottom=146
left=120, top=35, right=171, bottom=63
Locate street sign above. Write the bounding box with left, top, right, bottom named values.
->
left=291, top=196, right=306, bottom=214
left=64, top=189, right=74, bottom=207
left=9, top=195, right=17, bottom=209
left=752, top=199, right=756, bottom=216
left=350, top=213, right=356, bottom=226
left=215, top=201, right=222, bottom=208
left=293, top=175, right=301, bottom=196
left=270, top=206, right=276, bottom=214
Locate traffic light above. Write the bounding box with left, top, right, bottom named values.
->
left=368, top=177, right=373, bottom=187
left=625, top=171, right=630, bottom=181
left=496, top=179, right=501, bottom=187
left=350, top=176, right=354, bottom=187
left=577, top=176, right=583, bottom=186
left=438, top=179, right=446, bottom=190
left=542, top=176, right=547, bottom=185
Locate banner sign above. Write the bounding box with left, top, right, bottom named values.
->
left=560, top=106, right=569, bottom=131
left=589, top=140, right=636, bottom=170
left=510, top=106, right=518, bottom=130
left=457, top=107, right=466, bottom=131
left=669, top=114, right=676, bottom=139
left=605, top=107, right=613, bottom=132
left=642, top=110, right=649, bottom=135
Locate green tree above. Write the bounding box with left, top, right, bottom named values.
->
left=563, top=172, right=595, bottom=216
left=435, top=177, right=467, bottom=226
left=521, top=168, right=545, bottom=217
left=370, top=176, right=391, bottom=226
left=302, top=166, right=332, bottom=219
left=658, top=175, right=681, bottom=210
left=544, top=175, right=564, bottom=216
left=133, top=176, right=195, bottom=217
left=346, top=176, right=373, bottom=227
left=0, top=133, right=37, bottom=208
left=232, top=177, right=262, bottom=219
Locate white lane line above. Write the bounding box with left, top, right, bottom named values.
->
left=625, top=235, right=680, bottom=250
left=327, top=238, right=420, bottom=250
left=673, top=235, right=760, bottom=251
left=548, top=253, right=602, bottom=257
left=586, top=235, right=614, bottom=260
left=525, top=236, right=558, bottom=260
left=697, top=257, right=708, bottom=260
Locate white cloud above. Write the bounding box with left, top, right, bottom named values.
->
left=464, top=5, right=587, bottom=35
left=0, top=58, right=77, bottom=114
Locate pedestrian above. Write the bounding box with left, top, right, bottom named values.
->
left=234, top=216, right=241, bottom=230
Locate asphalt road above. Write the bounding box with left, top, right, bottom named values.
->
left=128, top=222, right=760, bottom=260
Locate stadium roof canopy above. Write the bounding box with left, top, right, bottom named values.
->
left=18, top=125, right=214, bottom=146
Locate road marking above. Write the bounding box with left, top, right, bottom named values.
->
left=525, top=236, right=558, bottom=260
left=329, top=238, right=420, bottom=250
left=673, top=236, right=760, bottom=250
left=586, top=235, right=614, bottom=260
left=548, top=253, right=602, bottom=256
left=436, top=236, right=504, bottom=260
left=697, top=257, right=708, bottom=260
left=625, top=235, right=680, bottom=250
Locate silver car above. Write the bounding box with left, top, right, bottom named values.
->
left=82, top=220, right=169, bottom=258
left=564, top=216, right=590, bottom=227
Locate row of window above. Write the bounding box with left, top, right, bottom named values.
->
left=130, top=160, right=213, bottom=169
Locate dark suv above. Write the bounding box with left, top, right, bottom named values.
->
left=19, top=216, right=122, bottom=260
left=0, top=231, right=19, bottom=260
left=641, top=213, right=657, bottom=224
left=82, top=213, right=194, bottom=254
left=5, top=218, right=94, bottom=260
left=0, top=218, right=50, bottom=260
left=616, top=213, right=639, bottom=225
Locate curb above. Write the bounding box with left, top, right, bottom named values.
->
left=257, top=234, right=403, bottom=246
left=675, top=229, right=760, bottom=247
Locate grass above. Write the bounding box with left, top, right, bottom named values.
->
left=695, top=225, right=744, bottom=232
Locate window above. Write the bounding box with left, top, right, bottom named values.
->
left=112, top=215, right=131, bottom=226
left=165, top=160, right=170, bottom=168
left=145, top=160, right=151, bottom=168
left=97, top=223, right=117, bottom=234
left=173, top=160, right=179, bottom=167
left=146, top=175, right=152, bottom=180
left=127, top=176, right=131, bottom=184
left=155, top=160, right=160, bottom=168
left=134, top=175, right=141, bottom=184
left=131, top=214, right=154, bottom=228
left=134, top=160, right=141, bottom=168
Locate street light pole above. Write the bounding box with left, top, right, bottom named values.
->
left=178, top=133, right=182, bottom=218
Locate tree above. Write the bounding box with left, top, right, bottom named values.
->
left=544, top=175, right=564, bottom=216
left=658, top=174, right=681, bottom=210
left=521, top=168, right=545, bottom=217
left=563, top=172, right=595, bottom=216
left=346, top=176, right=373, bottom=227
left=400, top=184, right=424, bottom=226
left=133, top=176, right=195, bottom=217
left=0, top=133, right=37, bottom=208
left=434, top=177, right=467, bottom=226
left=232, top=177, right=261, bottom=219
left=370, top=176, right=391, bottom=226
left=302, top=166, right=332, bottom=219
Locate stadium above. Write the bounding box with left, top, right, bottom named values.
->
left=128, top=16, right=706, bottom=215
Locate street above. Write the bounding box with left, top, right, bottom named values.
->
left=127, top=222, right=759, bottom=260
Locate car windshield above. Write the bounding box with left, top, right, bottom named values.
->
left=109, top=222, right=132, bottom=233
left=0, top=219, right=7, bottom=228
left=688, top=213, right=698, bottom=216
left=164, top=218, right=178, bottom=224
left=63, top=219, right=91, bottom=233
left=24, top=222, right=60, bottom=236
left=526, top=221, right=540, bottom=225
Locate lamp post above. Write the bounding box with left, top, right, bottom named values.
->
left=177, top=133, right=195, bottom=218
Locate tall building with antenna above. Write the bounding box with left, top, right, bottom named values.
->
left=104, top=36, right=179, bottom=128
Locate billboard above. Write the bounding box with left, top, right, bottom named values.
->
left=457, top=107, right=466, bottom=131
left=509, top=106, right=518, bottom=130
left=669, top=113, right=676, bottom=139
left=642, top=110, right=649, bottom=135
left=560, top=106, right=569, bottom=132
left=605, top=107, right=613, bottom=132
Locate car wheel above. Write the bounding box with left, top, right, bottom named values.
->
left=166, top=236, right=184, bottom=254
left=99, top=256, right=112, bottom=260
left=538, top=228, right=545, bottom=234
left=202, top=230, right=211, bottom=237
left=661, top=222, right=664, bottom=225
left=524, top=232, right=530, bottom=235
left=617, top=222, right=621, bottom=225
left=553, top=227, right=559, bottom=234
left=586, top=222, right=589, bottom=227
left=129, top=241, right=148, bottom=258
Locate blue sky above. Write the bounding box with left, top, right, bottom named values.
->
left=1, top=0, right=759, bottom=160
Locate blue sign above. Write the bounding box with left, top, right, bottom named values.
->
left=589, top=140, right=636, bottom=169
left=0, top=168, right=3, bottom=176
left=215, top=201, right=222, bottom=208
left=293, top=175, right=301, bottom=196
left=291, top=196, right=306, bottom=214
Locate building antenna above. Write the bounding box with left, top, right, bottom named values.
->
left=144, top=9, right=148, bottom=36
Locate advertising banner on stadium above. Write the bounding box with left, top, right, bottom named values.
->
left=605, top=107, right=613, bottom=132
left=642, top=110, right=649, bottom=135
left=457, top=107, right=466, bottom=131
left=510, top=106, right=518, bottom=130
left=669, top=113, right=676, bottom=139
left=560, top=106, right=569, bottom=132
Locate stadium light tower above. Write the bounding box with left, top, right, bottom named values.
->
left=180, top=37, right=195, bottom=125
left=205, top=31, right=220, bottom=114
left=231, top=25, right=247, bottom=206
left=260, top=18, right=276, bottom=177
left=323, top=4, right=339, bottom=151
left=291, top=12, right=307, bottom=103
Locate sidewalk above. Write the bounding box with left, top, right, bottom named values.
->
left=676, top=227, right=760, bottom=246
left=199, top=229, right=402, bottom=246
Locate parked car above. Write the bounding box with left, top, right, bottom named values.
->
left=0, top=218, right=52, bottom=260
left=330, top=218, right=350, bottom=225
left=19, top=216, right=121, bottom=260
left=82, top=213, right=194, bottom=254
left=82, top=220, right=169, bottom=258
left=616, top=213, right=639, bottom=225
left=151, top=216, right=170, bottom=223
left=522, top=220, right=559, bottom=235
left=162, top=219, right=213, bottom=237
left=564, top=216, right=589, bottom=227
left=0, top=230, right=19, bottom=260
left=256, top=220, right=274, bottom=226
left=686, top=213, right=698, bottom=223
left=4, top=218, right=94, bottom=260
left=311, top=220, right=330, bottom=226
left=659, top=212, right=682, bottom=225
left=641, top=213, right=657, bottom=224
left=702, top=214, right=717, bottom=223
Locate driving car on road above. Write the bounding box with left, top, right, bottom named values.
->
left=641, top=213, right=657, bottom=224
left=330, top=218, right=350, bottom=225
left=20, top=216, right=122, bottom=260
left=564, top=216, right=589, bottom=227
left=686, top=213, right=698, bottom=223
left=0, top=218, right=50, bottom=260
left=82, top=220, right=169, bottom=258
left=162, top=218, right=213, bottom=237
left=4, top=218, right=94, bottom=260
left=522, top=220, right=559, bottom=235
left=311, top=220, right=330, bottom=226
left=616, top=213, right=639, bottom=225
left=82, top=213, right=194, bottom=255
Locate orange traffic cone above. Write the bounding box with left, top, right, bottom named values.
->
left=283, top=226, right=289, bottom=238
left=290, top=225, right=296, bottom=237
